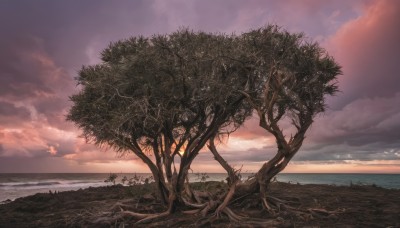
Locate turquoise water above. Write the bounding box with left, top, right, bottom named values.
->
left=276, top=173, right=400, bottom=189
left=0, top=173, right=399, bottom=202
left=204, top=173, right=400, bottom=189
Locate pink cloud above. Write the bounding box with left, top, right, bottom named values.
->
left=311, top=93, right=400, bottom=140
left=1, top=0, right=399, bottom=173
left=324, top=0, right=400, bottom=107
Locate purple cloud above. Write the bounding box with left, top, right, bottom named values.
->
left=0, top=0, right=399, bottom=172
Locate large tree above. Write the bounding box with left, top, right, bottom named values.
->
left=68, top=26, right=341, bottom=225
left=67, top=29, right=251, bottom=222
left=207, top=26, right=341, bottom=221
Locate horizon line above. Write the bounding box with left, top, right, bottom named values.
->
left=1, top=172, right=399, bottom=175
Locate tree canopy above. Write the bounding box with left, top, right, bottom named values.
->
left=67, top=25, right=341, bottom=224
left=67, top=29, right=253, bottom=205
left=236, top=27, right=342, bottom=203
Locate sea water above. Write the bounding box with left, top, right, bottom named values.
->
left=0, top=173, right=399, bottom=202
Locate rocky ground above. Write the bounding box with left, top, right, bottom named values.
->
left=0, top=181, right=399, bottom=227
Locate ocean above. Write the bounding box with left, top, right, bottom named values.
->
left=1, top=173, right=399, bottom=202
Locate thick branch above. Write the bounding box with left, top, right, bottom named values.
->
left=207, top=136, right=238, bottom=185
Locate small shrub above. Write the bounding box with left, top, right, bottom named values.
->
left=104, top=173, right=118, bottom=185
left=196, top=173, right=210, bottom=182
left=121, top=176, right=128, bottom=185
left=128, top=173, right=142, bottom=186
left=144, top=176, right=154, bottom=185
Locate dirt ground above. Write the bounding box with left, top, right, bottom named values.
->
left=0, top=181, right=399, bottom=227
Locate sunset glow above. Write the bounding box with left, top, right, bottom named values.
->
left=0, top=0, right=399, bottom=173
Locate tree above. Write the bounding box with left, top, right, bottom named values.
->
left=67, top=29, right=251, bottom=222
left=67, top=26, right=341, bottom=225
left=207, top=25, right=341, bottom=221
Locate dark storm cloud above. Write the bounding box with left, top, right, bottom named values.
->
left=0, top=0, right=159, bottom=99
left=311, top=94, right=400, bottom=144
left=0, top=42, right=53, bottom=99
left=0, top=0, right=159, bottom=70
left=294, top=141, right=400, bottom=162
left=0, top=101, right=30, bottom=119
left=0, top=156, right=81, bottom=173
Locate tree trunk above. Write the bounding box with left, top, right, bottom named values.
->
left=208, top=137, right=239, bottom=186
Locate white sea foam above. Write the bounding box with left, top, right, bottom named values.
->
left=0, top=173, right=399, bottom=202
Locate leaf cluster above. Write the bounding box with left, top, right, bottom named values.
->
left=67, top=29, right=252, bottom=155
left=67, top=25, right=341, bottom=163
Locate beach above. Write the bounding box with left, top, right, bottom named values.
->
left=2, top=173, right=399, bottom=202
left=1, top=181, right=399, bottom=227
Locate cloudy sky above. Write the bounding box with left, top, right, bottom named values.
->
left=0, top=0, right=399, bottom=173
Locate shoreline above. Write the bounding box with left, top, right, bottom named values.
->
left=2, top=179, right=399, bottom=204
left=1, top=173, right=399, bottom=203
left=1, top=181, right=399, bottom=227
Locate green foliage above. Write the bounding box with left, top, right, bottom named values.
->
left=67, top=26, right=341, bottom=192
left=121, top=176, right=128, bottom=185
left=104, top=173, right=118, bottom=185
left=67, top=29, right=251, bottom=157
left=241, top=25, right=341, bottom=121
left=121, top=174, right=155, bottom=186
left=195, top=172, right=210, bottom=183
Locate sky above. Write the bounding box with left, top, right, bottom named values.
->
left=0, top=0, right=399, bottom=173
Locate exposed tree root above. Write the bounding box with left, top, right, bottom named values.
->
left=135, top=211, right=171, bottom=224
left=182, top=209, right=201, bottom=214
left=115, top=205, right=172, bottom=224
left=120, top=210, right=149, bottom=219
left=223, top=207, right=282, bottom=226
left=93, top=182, right=345, bottom=227
left=196, top=206, right=282, bottom=227
left=182, top=184, right=286, bottom=227
left=110, top=201, right=137, bottom=212
left=205, top=200, right=219, bottom=216
left=262, top=196, right=276, bottom=215
left=107, top=192, right=177, bottom=224
left=214, top=180, right=238, bottom=217
left=182, top=197, right=208, bottom=209
left=212, top=185, right=344, bottom=225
